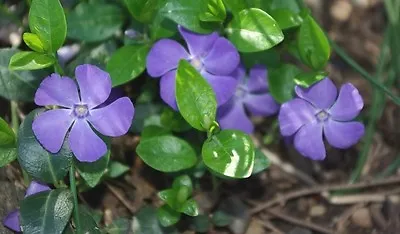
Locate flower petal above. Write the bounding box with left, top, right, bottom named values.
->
left=329, top=83, right=364, bottom=121
left=25, top=181, right=51, bottom=198
left=295, top=78, right=337, bottom=109
left=278, top=98, right=315, bottom=136
left=217, top=100, right=254, bottom=134
left=3, top=209, right=21, bottom=232
left=34, top=74, right=80, bottom=108
left=160, top=70, right=178, bottom=110
left=247, top=65, right=268, bottom=93
left=324, top=120, right=365, bottom=149
left=75, top=64, right=112, bottom=109
left=294, top=122, right=326, bottom=160
left=146, top=39, right=189, bottom=77
left=32, top=109, right=74, bottom=153
left=231, top=64, right=246, bottom=81
left=202, top=72, right=238, bottom=106
left=68, top=120, right=107, bottom=162
left=88, top=97, right=134, bottom=137
left=203, top=37, right=240, bottom=75
left=243, top=93, right=280, bottom=116
left=178, top=25, right=218, bottom=57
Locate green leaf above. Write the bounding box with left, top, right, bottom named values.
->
left=157, top=205, right=181, bottom=227
left=107, top=44, right=150, bottom=87
left=176, top=60, right=217, bottom=131
left=268, top=64, right=301, bottom=103
left=199, top=0, right=226, bottom=22
left=0, top=148, right=17, bottom=168
left=9, top=51, right=55, bottom=70
left=226, top=8, right=284, bottom=52
left=180, top=199, right=199, bottom=216
left=141, top=125, right=171, bottom=140
left=133, top=206, right=179, bottom=234
left=241, top=48, right=280, bottom=68
left=150, top=14, right=177, bottom=41
left=20, top=189, right=73, bottom=234
left=76, top=151, right=110, bottom=187
left=136, top=135, right=197, bottom=172
left=107, top=218, right=130, bottom=234
left=211, top=210, right=233, bottom=227
left=160, top=108, right=191, bottom=132
left=269, top=9, right=303, bottom=29
left=23, top=33, right=45, bottom=53
left=29, top=0, right=67, bottom=52
left=159, top=0, right=217, bottom=33
left=67, top=2, right=125, bottom=42
left=172, top=175, right=193, bottom=193
left=294, top=70, right=328, bottom=88
left=252, top=149, right=270, bottom=175
left=18, top=109, right=72, bottom=184
left=130, top=103, right=162, bottom=133
left=192, top=214, right=210, bottom=233
left=222, top=0, right=247, bottom=15
left=75, top=205, right=101, bottom=234
left=202, top=130, right=255, bottom=178
left=297, top=14, right=330, bottom=70
left=124, top=0, right=161, bottom=23
left=0, top=117, right=17, bottom=167
left=269, top=0, right=302, bottom=13
left=107, top=161, right=130, bottom=178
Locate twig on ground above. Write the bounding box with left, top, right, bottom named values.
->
left=105, top=182, right=135, bottom=214
left=334, top=203, right=366, bottom=232
left=258, top=215, right=285, bottom=234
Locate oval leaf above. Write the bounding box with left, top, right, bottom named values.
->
left=269, top=9, right=303, bottom=29
left=157, top=205, right=181, bottom=227
left=76, top=151, right=110, bottom=187
left=9, top=51, right=55, bottom=71
left=75, top=205, right=102, bottom=234
left=199, top=0, right=226, bottom=22
left=29, top=0, right=67, bottom=52
left=202, top=130, right=255, bottom=178
left=176, top=60, right=217, bottom=131
left=294, top=70, right=328, bottom=88
left=23, top=33, right=45, bottom=53
left=20, top=189, right=73, bottom=234
left=132, top=206, right=179, bottom=234
left=18, top=109, right=72, bottom=183
left=268, top=63, right=301, bottom=103
left=0, top=117, right=17, bottom=167
left=226, top=8, right=284, bottom=52
left=136, top=135, right=197, bottom=172
left=124, top=0, right=160, bottom=23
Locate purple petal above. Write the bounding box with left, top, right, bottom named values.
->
left=160, top=70, right=178, bottom=110
left=75, top=64, right=112, bottom=109
left=146, top=39, right=189, bottom=77
left=324, top=120, right=365, bottom=149
left=34, top=74, right=80, bottom=108
left=3, top=209, right=21, bottom=232
left=203, top=37, right=240, bottom=75
left=97, top=87, right=124, bottom=109
left=278, top=98, right=315, bottom=136
left=295, top=78, right=337, bottom=109
left=202, top=71, right=238, bottom=106
left=32, top=109, right=74, bottom=153
left=231, top=64, right=246, bottom=81
left=69, top=120, right=107, bottom=162
left=217, top=100, right=254, bottom=134
left=294, top=122, right=326, bottom=160
left=25, top=181, right=51, bottom=198
left=243, top=93, right=280, bottom=116
left=178, top=26, right=218, bottom=57
left=88, top=97, right=134, bottom=137
left=248, top=65, right=268, bottom=93
left=329, top=83, right=364, bottom=121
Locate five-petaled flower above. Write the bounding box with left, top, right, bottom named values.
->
left=217, top=65, right=280, bottom=134
left=3, top=181, right=51, bottom=232
left=32, top=64, right=135, bottom=162
left=278, top=78, right=365, bottom=160
left=146, top=26, right=240, bottom=110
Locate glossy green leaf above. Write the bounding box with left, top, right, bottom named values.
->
left=176, top=60, right=217, bottom=131
left=294, top=70, right=328, bottom=88
left=29, top=0, right=67, bottom=52
left=133, top=206, right=179, bottom=234
left=75, top=205, right=101, bottom=234
left=268, top=64, right=301, bottom=103
left=202, top=130, right=255, bottom=178
left=270, top=9, right=303, bottom=29
left=0, top=49, right=42, bottom=101
left=23, top=33, right=45, bottom=53
left=107, top=161, right=130, bottom=178
left=297, top=14, right=330, bottom=69
left=107, top=44, right=150, bottom=87
left=157, top=205, right=181, bottom=227
left=9, top=51, right=55, bottom=70
left=222, top=0, right=247, bottom=15
left=136, top=135, right=197, bottom=172
left=67, top=2, right=125, bottom=42
left=226, top=8, right=284, bottom=52
left=18, top=109, right=72, bottom=183
left=124, top=0, right=160, bottom=23
left=199, top=0, right=226, bottom=22
left=241, top=48, right=280, bottom=68
left=150, top=14, right=177, bottom=41
left=20, top=189, right=73, bottom=234
left=252, top=149, right=271, bottom=174
left=130, top=103, right=162, bottom=133
left=180, top=199, right=199, bottom=216
left=172, top=175, right=193, bottom=192
left=141, top=125, right=171, bottom=140
left=158, top=189, right=177, bottom=208
left=76, top=151, right=110, bottom=187
left=160, top=108, right=191, bottom=132
left=0, top=117, right=17, bottom=167
left=269, top=0, right=302, bottom=13
left=211, top=210, right=233, bottom=227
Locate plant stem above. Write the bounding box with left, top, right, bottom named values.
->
left=376, top=155, right=400, bottom=179
left=69, top=164, right=81, bottom=233
left=10, top=101, right=19, bottom=134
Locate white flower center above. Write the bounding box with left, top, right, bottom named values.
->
left=190, top=57, right=203, bottom=70
left=73, top=104, right=89, bottom=118
left=316, top=110, right=329, bottom=121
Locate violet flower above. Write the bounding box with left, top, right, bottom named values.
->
left=217, top=65, right=280, bottom=133
left=279, top=78, right=365, bottom=160
left=32, top=64, right=135, bottom=162
left=3, top=181, right=51, bottom=232
left=146, top=26, right=240, bottom=110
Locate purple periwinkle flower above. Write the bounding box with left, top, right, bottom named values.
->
left=3, top=181, right=51, bottom=232
left=32, top=64, right=135, bottom=162
left=217, top=65, right=280, bottom=134
left=146, top=26, right=240, bottom=110
left=278, top=78, right=365, bottom=160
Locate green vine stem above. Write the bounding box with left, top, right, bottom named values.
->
left=69, top=164, right=81, bottom=233
left=10, top=101, right=19, bottom=134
